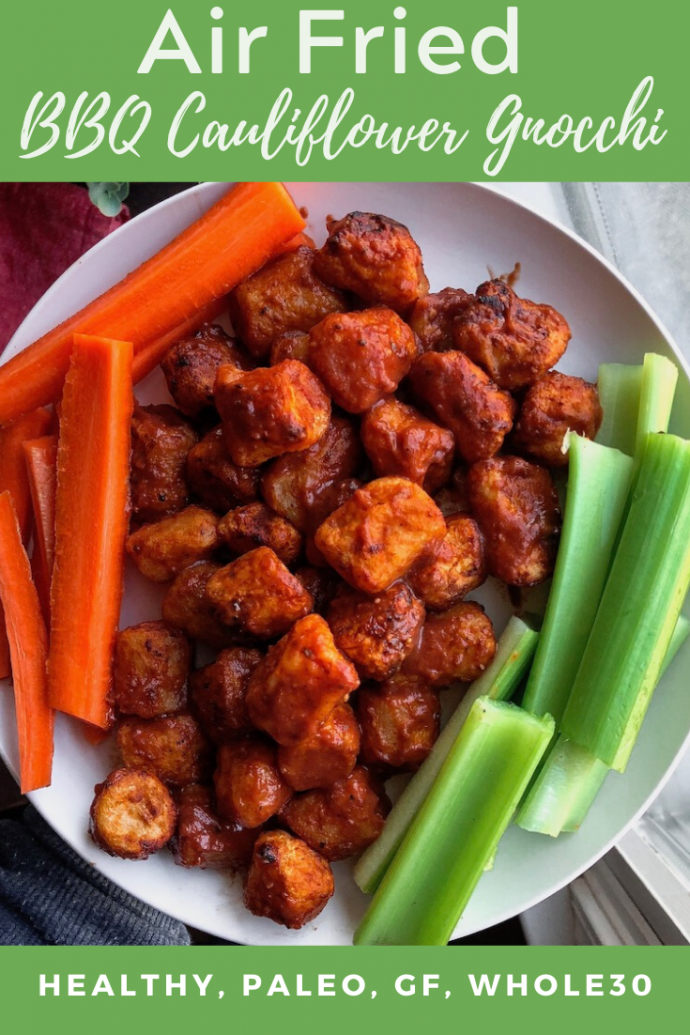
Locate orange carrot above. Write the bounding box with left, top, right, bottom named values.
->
left=0, top=408, right=52, bottom=543
left=0, top=183, right=305, bottom=427
left=48, top=335, right=133, bottom=729
left=0, top=491, right=53, bottom=792
left=0, top=408, right=52, bottom=679
left=23, top=436, right=58, bottom=626
left=132, top=297, right=228, bottom=384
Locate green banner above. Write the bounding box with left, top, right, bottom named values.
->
left=0, top=0, right=685, bottom=179
left=0, top=946, right=673, bottom=1032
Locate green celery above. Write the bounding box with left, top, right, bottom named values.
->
left=522, top=434, right=632, bottom=723
left=519, top=613, right=690, bottom=836
left=634, top=353, right=678, bottom=469
left=353, top=699, right=554, bottom=946
left=353, top=615, right=539, bottom=895
left=613, top=612, right=690, bottom=772
left=562, top=432, right=690, bottom=766
left=597, top=363, right=643, bottom=455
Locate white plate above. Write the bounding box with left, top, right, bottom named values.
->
left=2, top=182, right=689, bottom=946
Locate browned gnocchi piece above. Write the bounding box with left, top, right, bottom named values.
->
left=467, top=456, right=561, bottom=586
left=162, top=561, right=243, bottom=650
left=281, top=766, right=390, bottom=862
left=511, top=371, right=603, bottom=467
left=314, top=212, right=429, bottom=313
left=277, top=702, right=360, bottom=792
left=307, top=308, right=419, bottom=414
left=171, top=784, right=258, bottom=870
left=218, top=502, right=303, bottom=566
left=113, top=620, right=191, bottom=719
left=409, top=350, right=516, bottom=464
left=433, top=466, right=471, bottom=517
left=186, top=426, right=261, bottom=513
left=244, top=830, right=335, bottom=930
left=246, top=614, right=360, bottom=746
left=215, top=360, right=331, bottom=467
left=326, top=581, right=425, bottom=682
left=160, top=324, right=252, bottom=419
left=117, top=713, right=212, bottom=787
left=360, top=397, right=455, bottom=493
left=356, top=676, right=441, bottom=772
left=130, top=404, right=198, bottom=523
left=214, top=737, right=292, bottom=829
left=408, top=513, right=486, bottom=611
left=314, top=477, right=446, bottom=595
left=261, top=416, right=364, bottom=533
left=408, top=287, right=471, bottom=352
left=402, top=601, right=497, bottom=689
left=453, top=279, right=571, bottom=390
left=230, top=246, right=348, bottom=358
left=190, top=647, right=263, bottom=744
left=205, top=547, right=313, bottom=639
left=90, top=767, right=177, bottom=860
left=126, top=506, right=220, bottom=583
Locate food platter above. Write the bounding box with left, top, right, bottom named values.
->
left=1, top=181, right=689, bottom=945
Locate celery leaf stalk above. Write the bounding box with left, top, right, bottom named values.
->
left=634, top=353, right=678, bottom=469
left=518, top=613, right=690, bottom=836
left=353, top=699, right=554, bottom=946
left=522, top=434, right=632, bottom=724
left=562, top=432, right=690, bottom=766
left=353, top=615, right=539, bottom=895
left=597, top=363, right=643, bottom=456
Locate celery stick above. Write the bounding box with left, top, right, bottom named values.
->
left=517, top=614, right=690, bottom=837
left=517, top=736, right=606, bottom=837
left=353, top=699, right=554, bottom=946
left=522, top=434, right=632, bottom=723
left=353, top=615, right=539, bottom=895
left=562, top=432, right=690, bottom=766
left=597, top=363, right=643, bottom=455
left=634, top=353, right=678, bottom=468
left=613, top=611, right=690, bottom=773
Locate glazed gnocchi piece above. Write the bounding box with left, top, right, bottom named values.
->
left=360, top=397, right=455, bottom=493
left=246, top=614, right=360, bottom=745
left=356, top=675, right=441, bottom=772
left=409, top=350, right=516, bottom=464
left=402, top=601, right=497, bottom=689
left=126, top=506, right=221, bottom=583
left=307, top=308, right=419, bottom=414
left=218, top=502, right=303, bottom=566
left=277, top=702, right=360, bottom=792
left=326, top=580, right=425, bottom=682
left=214, top=737, right=292, bottom=829
left=171, top=784, right=258, bottom=870
left=244, top=830, right=335, bottom=930
left=190, top=647, right=263, bottom=744
left=281, top=766, right=390, bottom=862
left=215, top=360, right=331, bottom=467
left=511, top=371, right=603, bottom=467
left=314, top=477, right=446, bottom=595
left=116, top=713, right=212, bottom=788
left=314, top=212, right=429, bottom=313
left=160, top=324, right=252, bottom=419
left=130, top=404, right=198, bottom=523
left=453, top=279, right=571, bottom=390
left=90, top=768, right=177, bottom=861
left=230, top=246, right=347, bottom=358
left=467, top=455, right=562, bottom=586
left=186, top=426, right=261, bottom=514
left=408, top=513, right=486, bottom=612
left=113, top=620, right=191, bottom=719
left=205, top=547, right=313, bottom=639
left=162, top=561, right=244, bottom=650
left=408, top=287, right=471, bottom=352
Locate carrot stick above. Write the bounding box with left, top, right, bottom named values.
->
left=0, top=409, right=52, bottom=543
left=132, top=297, right=228, bottom=384
left=0, top=183, right=305, bottom=427
left=0, top=491, right=53, bottom=792
left=23, top=436, right=58, bottom=626
left=0, top=408, right=53, bottom=679
left=48, top=335, right=133, bottom=729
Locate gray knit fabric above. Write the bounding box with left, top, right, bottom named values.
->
left=0, top=807, right=190, bottom=945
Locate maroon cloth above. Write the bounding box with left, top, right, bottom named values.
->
left=0, top=183, right=129, bottom=352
